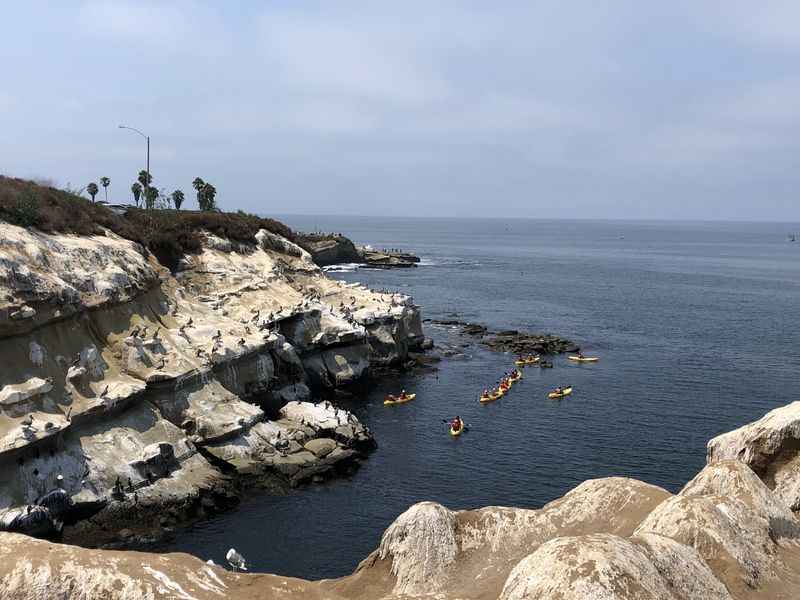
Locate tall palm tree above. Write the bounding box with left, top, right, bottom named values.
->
left=192, top=177, right=205, bottom=208
left=171, top=189, right=185, bottom=210
left=131, top=182, right=142, bottom=207
left=87, top=182, right=99, bottom=203
left=99, top=177, right=110, bottom=203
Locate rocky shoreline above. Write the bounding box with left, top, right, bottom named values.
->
left=5, top=400, right=800, bottom=598
left=425, top=318, right=579, bottom=355
left=297, top=232, right=421, bottom=269
left=0, top=220, right=424, bottom=548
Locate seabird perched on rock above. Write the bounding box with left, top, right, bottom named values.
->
left=196, top=348, right=206, bottom=357
left=212, top=329, right=222, bottom=341
left=226, top=548, right=247, bottom=572
left=237, top=338, right=246, bottom=346
left=154, top=357, right=166, bottom=370
left=244, top=326, right=251, bottom=335
left=186, top=318, right=194, bottom=327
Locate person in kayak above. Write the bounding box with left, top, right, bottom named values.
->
left=553, top=387, right=562, bottom=395
left=451, top=416, right=463, bottom=431
left=399, top=389, right=408, bottom=400
left=576, top=352, right=584, bottom=359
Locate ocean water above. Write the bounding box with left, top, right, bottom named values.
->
left=158, top=217, right=800, bottom=579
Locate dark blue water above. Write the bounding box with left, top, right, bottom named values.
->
left=160, top=217, right=800, bottom=579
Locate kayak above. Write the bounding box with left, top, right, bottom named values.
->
left=514, top=359, right=527, bottom=367
left=548, top=387, right=573, bottom=399
left=525, top=357, right=541, bottom=365
left=480, top=390, right=503, bottom=403
left=450, top=422, right=464, bottom=436
left=568, top=356, right=599, bottom=363
left=384, top=393, right=417, bottom=406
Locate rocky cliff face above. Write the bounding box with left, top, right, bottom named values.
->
left=3, top=402, right=800, bottom=599
left=0, top=222, right=422, bottom=544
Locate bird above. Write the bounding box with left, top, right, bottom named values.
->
left=186, top=318, right=194, bottom=327
left=212, top=329, right=222, bottom=341
left=244, top=326, right=251, bottom=335
left=196, top=348, right=206, bottom=357
left=154, top=357, right=166, bottom=370
left=226, top=548, right=247, bottom=572
left=237, top=338, right=246, bottom=346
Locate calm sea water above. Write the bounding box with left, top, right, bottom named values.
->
left=158, top=217, right=800, bottom=579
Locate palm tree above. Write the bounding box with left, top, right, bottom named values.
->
left=171, top=189, right=185, bottom=210
left=87, top=182, right=99, bottom=203
left=144, top=186, right=159, bottom=210
left=202, top=183, right=217, bottom=211
left=131, top=182, right=142, bottom=207
left=99, top=177, right=110, bottom=203
left=137, top=170, right=152, bottom=189
left=192, top=177, right=205, bottom=208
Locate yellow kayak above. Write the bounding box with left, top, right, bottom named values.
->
left=548, top=387, right=573, bottom=399
left=525, top=357, right=540, bottom=365
left=480, top=390, right=503, bottom=403
left=384, top=393, right=416, bottom=406
left=568, top=356, right=599, bottom=363
left=450, top=422, right=464, bottom=436
left=514, top=359, right=527, bottom=367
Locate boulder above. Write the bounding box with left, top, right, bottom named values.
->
left=304, top=438, right=337, bottom=458
left=707, top=400, right=800, bottom=509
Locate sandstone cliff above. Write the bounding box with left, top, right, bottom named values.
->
left=2, top=402, right=800, bottom=598
left=0, top=220, right=422, bottom=544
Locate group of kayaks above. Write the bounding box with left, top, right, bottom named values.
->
left=479, top=369, right=523, bottom=404
left=383, top=350, right=599, bottom=437
left=480, top=353, right=599, bottom=403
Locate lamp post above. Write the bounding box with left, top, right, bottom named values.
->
left=118, top=124, right=150, bottom=189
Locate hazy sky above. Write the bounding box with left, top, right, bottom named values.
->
left=2, top=1, right=799, bottom=220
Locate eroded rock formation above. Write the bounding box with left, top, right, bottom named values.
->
left=0, top=222, right=422, bottom=544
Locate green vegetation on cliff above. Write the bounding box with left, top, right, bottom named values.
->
left=0, top=176, right=294, bottom=270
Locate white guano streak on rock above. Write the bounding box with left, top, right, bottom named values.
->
left=143, top=565, right=202, bottom=600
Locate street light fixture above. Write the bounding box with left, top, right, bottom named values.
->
left=118, top=124, right=150, bottom=190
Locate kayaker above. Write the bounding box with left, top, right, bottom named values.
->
left=554, top=387, right=562, bottom=395
left=451, top=416, right=463, bottom=430
left=577, top=352, right=584, bottom=359
left=399, top=389, right=408, bottom=400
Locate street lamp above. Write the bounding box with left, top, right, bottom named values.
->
left=118, top=124, right=150, bottom=188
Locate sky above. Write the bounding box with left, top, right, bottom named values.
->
left=1, top=1, right=799, bottom=220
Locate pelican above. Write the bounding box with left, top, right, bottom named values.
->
left=226, top=548, right=247, bottom=572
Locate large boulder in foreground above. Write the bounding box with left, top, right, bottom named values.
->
left=498, top=533, right=731, bottom=600
left=707, top=401, right=800, bottom=509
